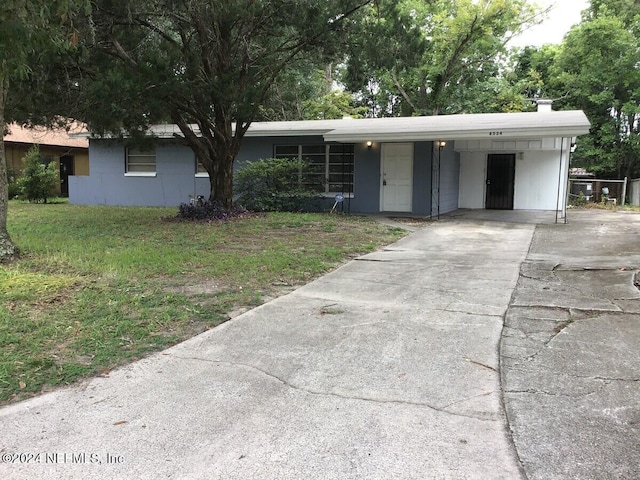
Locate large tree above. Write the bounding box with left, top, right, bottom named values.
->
left=258, top=61, right=367, bottom=121
left=341, top=0, right=540, bottom=117
left=555, top=10, right=640, bottom=178
left=0, top=0, right=86, bottom=261
left=75, top=0, right=372, bottom=208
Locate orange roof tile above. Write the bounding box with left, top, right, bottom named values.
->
left=4, top=123, right=88, bottom=149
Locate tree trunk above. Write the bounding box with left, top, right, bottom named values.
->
left=208, top=150, right=235, bottom=209
left=0, top=75, right=19, bottom=262
left=171, top=114, right=242, bottom=210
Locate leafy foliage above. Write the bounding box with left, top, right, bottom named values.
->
left=235, top=158, right=325, bottom=212
left=507, top=45, right=563, bottom=102
left=341, top=0, right=538, bottom=116
left=1, top=0, right=87, bottom=261
left=259, top=63, right=367, bottom=121
left=7, top=167, right=19, bottom=199
left=71, top=0, right=372, bottom=207
left=555, top=11, right=640, bottom=178
left=176, top=200, right=250, bottom=221
left=15, top=146, right=57, bottom=203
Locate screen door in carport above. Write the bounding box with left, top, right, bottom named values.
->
left=485, top=154, right=515, bottom=210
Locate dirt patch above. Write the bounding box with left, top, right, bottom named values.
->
left=388, top=216, right=433, bottom=226
left=166, top=282, right=220, bottom=295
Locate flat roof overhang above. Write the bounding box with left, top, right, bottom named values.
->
left=322, top=111, right=591, bottom=143
left=75, top=110, right=591, bottom=141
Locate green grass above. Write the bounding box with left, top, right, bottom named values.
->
left=1, top=203, right=406, bottom=403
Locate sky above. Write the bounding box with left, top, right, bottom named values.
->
left=509, top=0, right=591, bottom=47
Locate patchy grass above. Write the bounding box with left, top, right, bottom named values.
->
left=572, top=202, right=640, bottom=212
left=1, top=203, right=406, bottom=404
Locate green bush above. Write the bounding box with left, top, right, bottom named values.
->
left=7, top=167, right=20, bottom=199
left=573, top=191, right=587, bottom=206
left=234, top=157, right=324, bottom=212
left=15, top=146, right=58, bottom=203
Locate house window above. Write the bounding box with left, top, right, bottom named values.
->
left=196, top=157, right=208, bottom=176
left=126, top=147, right=156, bottom=174
left=274, top=144, right=354, bottom=194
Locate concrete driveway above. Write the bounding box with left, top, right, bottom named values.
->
left=501, top=209, right=640, bottom=480
left=1, top=210, right=638, bottom=479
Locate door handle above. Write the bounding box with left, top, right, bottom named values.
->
left=486, top=180, right=491, bottom=185
left=383, top=180, right=387, bottom=186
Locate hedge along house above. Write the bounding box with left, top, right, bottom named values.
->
left=5, top=123, right=89, bottom=197
left=70, top=103, right=590, bottom=219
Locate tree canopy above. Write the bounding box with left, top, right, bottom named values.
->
left=341, top=0, right=539, bottom=116
left=0, top=0, right=87, bottom=261
left=68, top=0, right=373, bottom=208
left=555, top=5, right=640, bottom=178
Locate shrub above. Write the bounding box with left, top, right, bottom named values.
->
left=177, top=199, right=250, bottom=221
left=15, top=146, right=58, bottom=203
left=7, top=167, right=20, bottom=199
left=573, top=191, right=587, bottom=207
left=234, top=157, right=324, bottom=212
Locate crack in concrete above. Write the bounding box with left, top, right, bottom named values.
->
left=505, top=389, right=598, bottom=399
left=516, top=265, right=635, bottom=311
left=511, top=302, right=622, bottom=312
left=464, top=358, right=498, bottom=373
left=553, top=265, right=639, bottom=272
left=439, top=308, right=505, bottom=319
left=593, top=376, right=640, bottom=383
left=354, top=258, right=395, bottom=263
left=171, top=355, right=498, bottom=422
left=440, top=391, right=496, bottom=411
left=543, top=318, right=576, bottom=346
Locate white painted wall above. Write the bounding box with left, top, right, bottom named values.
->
left=459, top=152, right=486, bottom=208
left=456, top=138, right=572, bottom=211
left=514, top=151, right=563, bottom=210
left=629, top=179, right=640, bottom=206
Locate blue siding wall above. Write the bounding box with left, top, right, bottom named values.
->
left=412, top=142, right=432, bottom=216
left=350, top=142, right=380, bottom=213
left=71, top=137, right=440, bottom=215
left=439, top=144, right=460, bottom=214
left=70, top=141, right=210, bottom=206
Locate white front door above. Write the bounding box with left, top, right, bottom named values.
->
left=381, top=143, right=414, bottom=212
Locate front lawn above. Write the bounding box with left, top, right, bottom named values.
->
left=1, top=203, right=407, bottom=404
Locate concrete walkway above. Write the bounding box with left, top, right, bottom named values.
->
left=0, top=219, right=534, bottom=480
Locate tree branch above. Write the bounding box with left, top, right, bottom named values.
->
left=390, top=70, right=419, bottom=114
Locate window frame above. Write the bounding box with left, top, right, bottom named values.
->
left=125, top=146, right=157, bottom=177
left=273, top=144, right=355, bottom=196
left=195, top=157, right=209, bottom=177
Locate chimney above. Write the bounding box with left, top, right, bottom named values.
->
left=536, top=99, right=553, bottom=112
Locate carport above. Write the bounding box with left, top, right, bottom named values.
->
left=324, top=103, right=590, bottom=223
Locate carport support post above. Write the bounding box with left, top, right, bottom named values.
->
left=555, top=137, right=571, bottom=224
left=622, top=177, right=628, bottom=207
left=555, top=138, right=564, bottom=224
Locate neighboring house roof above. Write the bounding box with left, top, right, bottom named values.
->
left=569, top=167, right=595, bottom=178
left=76, top=110, right=591, bottom=142
left=4, top=123, right=88, bottom=149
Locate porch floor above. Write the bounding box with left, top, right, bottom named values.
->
left=442, top=208, right=565, bottom=225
